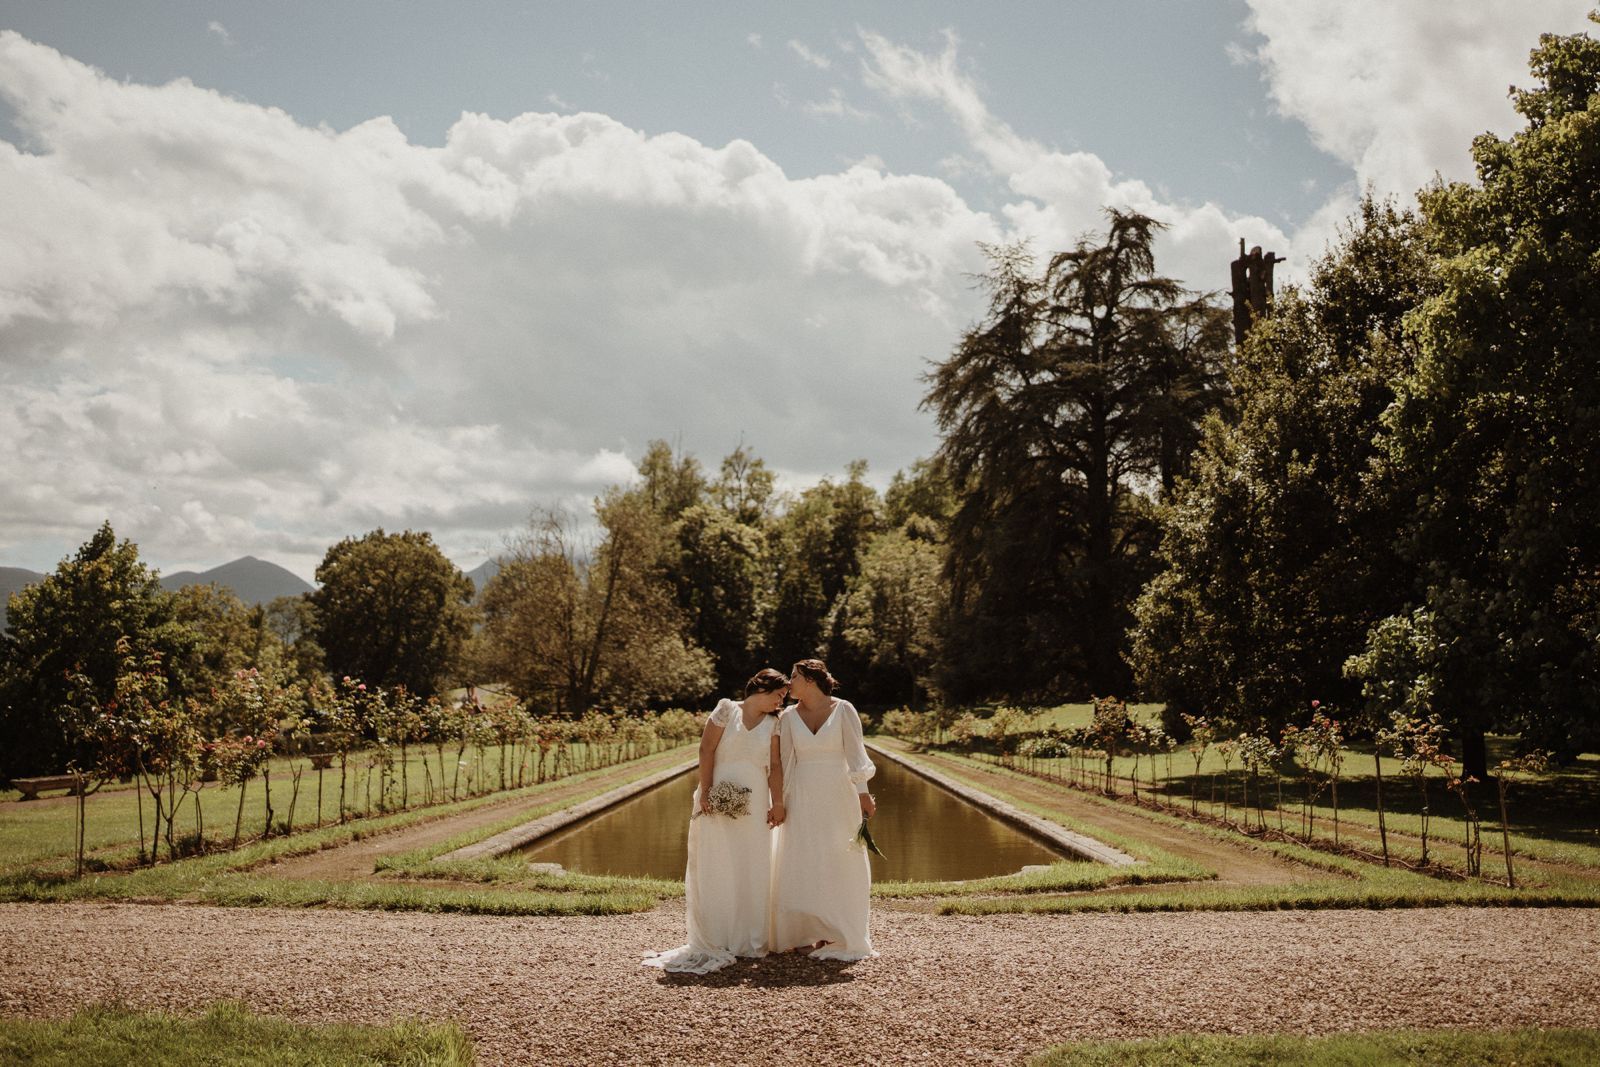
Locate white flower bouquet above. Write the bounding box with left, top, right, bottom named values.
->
left=693, top=780, right=753, bottom=819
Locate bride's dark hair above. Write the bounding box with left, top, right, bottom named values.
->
left=743, top=668, right=788, bottom=699
left=790, top=658, right=840, bottom=695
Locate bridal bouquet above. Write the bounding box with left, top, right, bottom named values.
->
left=852, top=817, right=886, bottom=858
left=693, top=780, right=753, bottom=819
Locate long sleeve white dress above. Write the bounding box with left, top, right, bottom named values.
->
left=643, top=698, right=777, bottom=974
left=769, top=698, right=878, bottom=961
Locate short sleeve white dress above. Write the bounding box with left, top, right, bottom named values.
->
left=769, top=698, right=878, bottom=961
left=643, top=698, right=777, bottom=974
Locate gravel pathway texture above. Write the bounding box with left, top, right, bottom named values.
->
left=4, top=902, right=1598, bottom=1065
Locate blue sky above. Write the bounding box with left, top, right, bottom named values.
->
left=0, top=1, right=1593, bottom=579
left=0, top=1, right=1344, bottom=228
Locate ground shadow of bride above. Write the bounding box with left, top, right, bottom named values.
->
left=652, top=954, right=860, bottom=988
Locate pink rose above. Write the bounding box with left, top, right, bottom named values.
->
left=1311, top=700, right=1321, bottom=708
left=243, top=735, right=253, bottom=743
left=256, top=739, right=267, bottom=748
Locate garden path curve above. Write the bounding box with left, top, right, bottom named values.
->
left=3, top=902, right=1597, bottom=1064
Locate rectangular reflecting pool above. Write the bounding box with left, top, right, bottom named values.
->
left=515, top=755, right=1063, bottom=882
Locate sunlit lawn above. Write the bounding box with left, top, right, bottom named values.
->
left=0, top=1002, right=472, bottom=1067
left=1030, top=1027, right=1600, bottom=1066
left=916, top=704, right=1600, bottom=872
left=0, top=740, right=645, bottom=872
left=0, top=744, right=694, bottom=915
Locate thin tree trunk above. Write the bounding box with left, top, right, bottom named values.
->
left=1332, top=774, right=1339, bottom=848
left=1497, top=779, right=1515, bottom=888
left=233, top=778, right=248, bottom=849
left=262, top=766, right=274, bottom=838
left=134, top=761, right=147, bottom=866
left=74, top=770, right=87, bottom=879
left=285, top=766, right=302, bottom=835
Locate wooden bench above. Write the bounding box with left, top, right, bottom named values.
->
left=13, top=775, right=85, bottom=801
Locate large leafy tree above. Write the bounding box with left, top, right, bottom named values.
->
left=169, top=583, right=268, bottom=694
left=926, top=213, right=1230, bottom=700
left=659, top=445, right=779, bottom=694
left=837, top=517, right=947, bottom=707
left=476, top=493, right=713, bottom=713
left=1132, top=197, right=1434, bottom=730
left=636, top=439, right=707, bottom=520
left=768, top=461, right=882, bottom=665
left=669, top=503, right=770, bottom=695
left=263, top=594, right=327, bottom=687
left=312, top=529, right=475, bottom=697
left=1350, top=22, right=1600, bottom=773
left=0, top=523, right=193, bottom=778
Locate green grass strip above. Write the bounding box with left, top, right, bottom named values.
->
left=1030, top=1027, right=1600, bottom=1066
left=0, top=1001, right=473, bottom=1067
left=0, top=748, right=693, bottom=915
left=890, top=749, right=1600, bottom=914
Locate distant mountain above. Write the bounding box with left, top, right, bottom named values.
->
left=159, top=556, right=313, bottom=606
left=0, top=566, right=46, bottom=625
left=466, top=558, right=501, bottom=595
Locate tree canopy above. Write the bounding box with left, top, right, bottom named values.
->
left=312, top=529, right=475, bottom=698
left=925, top=212, right=1230, bottom=701
left=0, top=523, right=194, bottom=778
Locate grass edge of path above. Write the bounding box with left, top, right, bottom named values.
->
left=1029, top=1025, right=1600, bottom=1066
left=0, top=1001, right=474, bottom=1067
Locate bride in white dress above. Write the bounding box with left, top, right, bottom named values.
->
left=770, top=658, right=878, bottom=961
left=643, top=669, right=788, bottom=974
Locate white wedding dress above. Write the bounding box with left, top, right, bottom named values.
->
left=770, top=698, right=878, bottom=961
left=643, top=698, right=776, bottom=974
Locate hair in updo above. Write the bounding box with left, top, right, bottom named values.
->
left=743, top=668, right=788, bottom=699
left=790, top=658, right=840, bottom=695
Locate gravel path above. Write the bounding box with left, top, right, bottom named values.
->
left=4, top=902, right=1598, bottom=1064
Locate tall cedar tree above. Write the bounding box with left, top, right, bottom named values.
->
left=926, top=213, right=1229, bottom=700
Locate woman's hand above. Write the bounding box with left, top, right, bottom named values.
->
left=698, top=791, right=713, bottom=816
left=767, top=802, right=786, bottom=827
left=859, top=792, right=877, bottom=818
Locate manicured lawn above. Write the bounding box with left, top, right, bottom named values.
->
left=0, top=747, right=693, bottom=916
left=0, top=1001, right=473, bottom=1066
left=875, top=746, right=1600, bottom=915
left=895, top=705, right=1600, bottom=880
left=0, top=740, right=645, bottom=872
left=1031, top=1027, right=1600, bottom=1066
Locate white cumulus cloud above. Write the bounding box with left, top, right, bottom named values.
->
left=0, top=32, right=997, bottom=577
left=1239, top=1, right=1596, bottom=197
left=857, top=29, right=1294, bottom=291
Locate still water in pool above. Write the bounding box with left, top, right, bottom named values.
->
left=516, top=756, right=1062, bottom=881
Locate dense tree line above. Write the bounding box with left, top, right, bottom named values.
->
left=471, top=442, right=952, bottom=713
left=1133, top=23, right=1600, bottom=773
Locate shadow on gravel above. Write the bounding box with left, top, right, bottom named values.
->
left=653, top=955, right=860, bottom=988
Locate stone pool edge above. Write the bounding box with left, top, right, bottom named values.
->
left=431, top=758, right=698, bottom=864
left=865, top=742, right=1140, bottom=868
